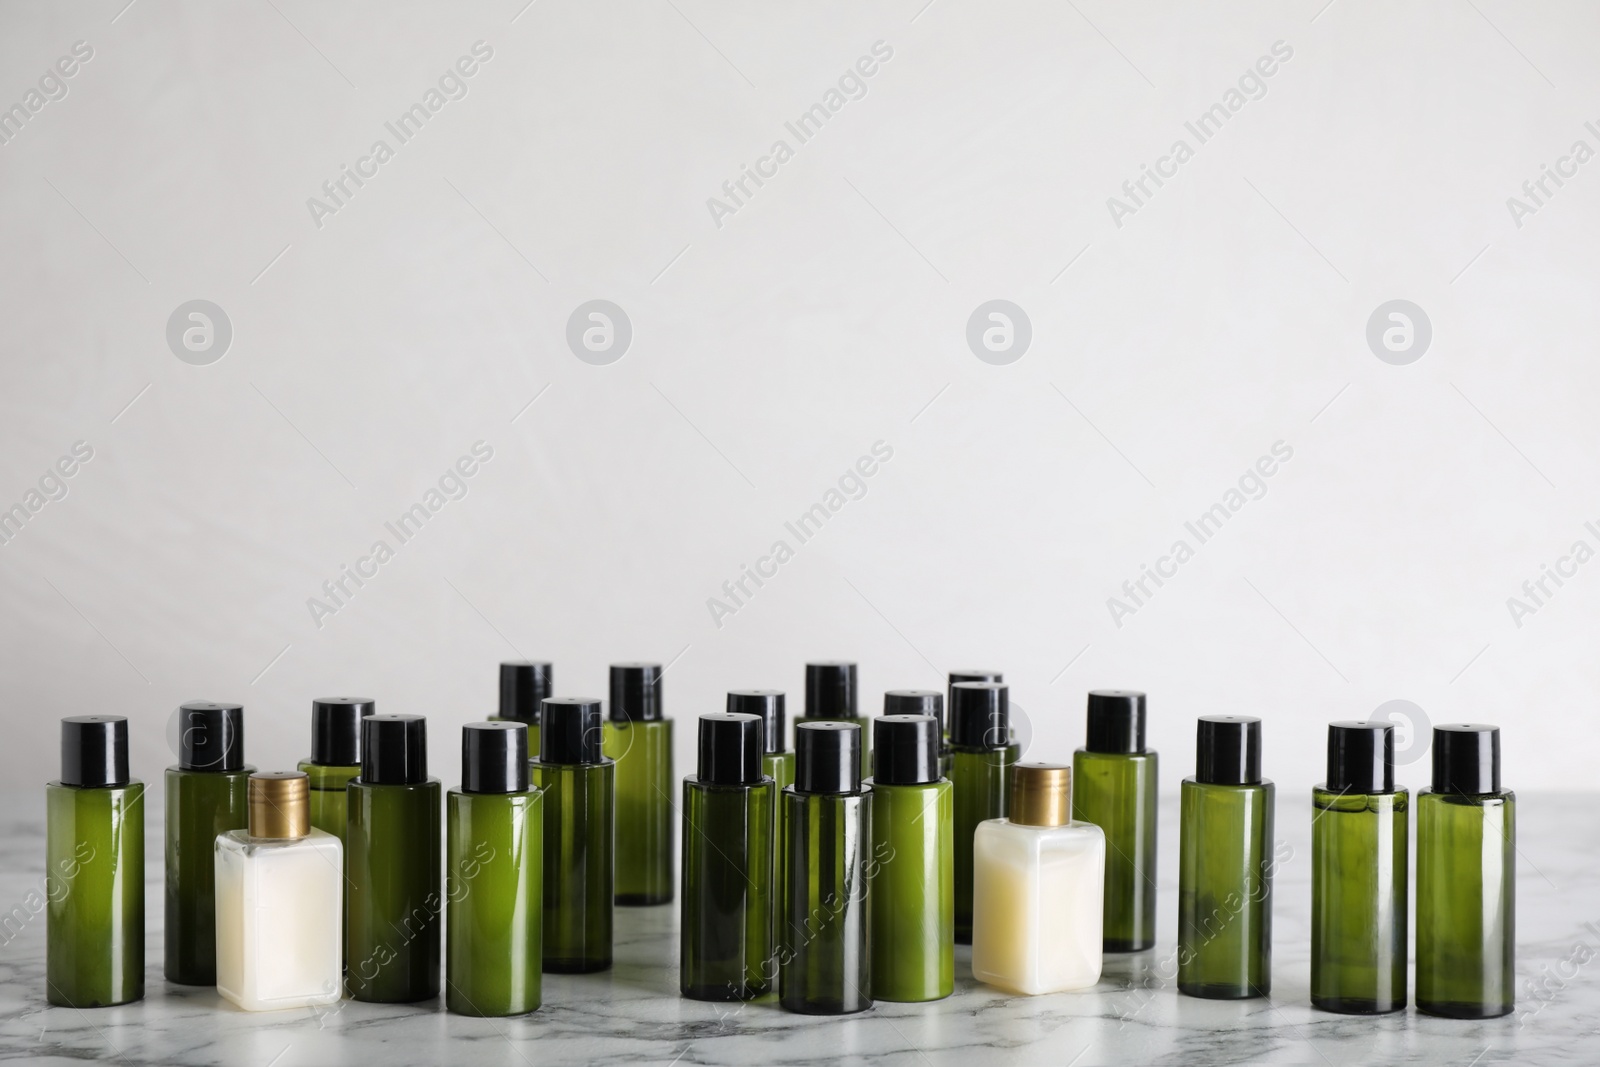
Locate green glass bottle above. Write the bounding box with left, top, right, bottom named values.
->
left=795, top=662, right=869, bottom=778
left=1178, top=716, right=1274, bottom=1000
left=884, top=691, right=946, bottom=778
left=535, top=697, right=615, bottom=973
left=491, top=660, right=551, bottom=761
left=345, top=714, right=442, bottom=1003
left=867, top=714, right=953, bottom=1002
left=447, top=722, right=542, bottom=1016
left=947, top=671, right=1000, bottom=779
left=949, top=681, right=1017, bottom=944
left=165, top=701, right=253, bottom=985
left=727, top=690, right=793, bottom=793
left=1311, top=721, right=1407, bottom=1014
left=47, top=716, right=144, bottom=1008
left=1416, top=724, right=1514, bottom=1019
left=604, top=663, right=672, bottom=906
left=1072, top=689, right=1158, bottom=953
left=780, top=721, right=871, bottom=1014
left=681, top=713, right=774, bottom=1000
left=296, top=696, right=374, bottom=845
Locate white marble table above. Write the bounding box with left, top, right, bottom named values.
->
left=1, top=790, right=1594, bottom=1066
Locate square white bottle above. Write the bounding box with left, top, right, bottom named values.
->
left=971, top=762, right=1105, bottom=995
left=215, top=770, right=343, bottom=1011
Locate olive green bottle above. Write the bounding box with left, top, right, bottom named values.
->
left=728, top=690, right=791, bottom=853
left=165, top=701, right=253, bottom=985
left=681, top=713, right=774, bottom=1000
left=345, top=714, right=442, bottom=1002
left=492, top=660, right=551, bottom=760
left=780, top=721, right=871, bottom=1014
left=47, top=716, right=143, bottom=1008
left=1072, top=689, right=1158, bottom=952
left=1416, top=724, right=1514, bottom=1019
left=947, top=670, right=1001, bottom=777
left=884, top=690, right=945, bottom=778
left=795, top=662, right=869, bottom=778
left=296, top=697, right=374, bottom=845
left=447, top=722, right=542, bottom=1016
left=603, top=663, right=672, bottom=906
left=535, top=697, right=615, bottom=972
left=867, top=714, right=953, bottom=1002
left=949, top=681, right=1017, bottom=944
left=1178, top=715, right=1274, bottom=999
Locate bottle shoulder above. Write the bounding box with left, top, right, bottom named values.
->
left=218, top=828, right=342, bottom=857
left=349, top=776, right=442, bottom=792
left=978, top=817, right=1104, bottom=842
left=1182, top=776, right=1274, bottom=793
left=1417, top=787, right=1515, bottom=806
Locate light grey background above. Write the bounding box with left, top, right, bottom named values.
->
left=1, top=1, right=1593, bottom=791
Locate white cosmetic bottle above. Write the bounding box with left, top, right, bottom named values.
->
left=215, top=770, right=343, bottom=1011
left=971, top=762, right=1105, bottom=995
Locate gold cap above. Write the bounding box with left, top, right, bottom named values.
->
left=249, top=771, right=310, bottom=839
left=1010, top=762, right=1071, bottom=827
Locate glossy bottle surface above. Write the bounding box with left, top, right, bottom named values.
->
left=681, top=778, right=774, bottom=1000
left=1416, top=789, right=1514, bottom=1018
left=779, top=788, right=872, bottom=1014
left=1311, top=787, right=1408, bottom=1014
left=792, top=716, right=870, bottom=778
left=1177, top=778, right=1275, bottom=999
left=604, top=720, right=673, bottom=906
left=297, top=760, right=360, bottom=845
left=446, top=788, right=543, bottom=1016
left=45, top=781, right=144, bottom=1007
left=950, top=743, right=1017, bottom=943
left=214, top=829, right=343, bottom=1011
left=868, top=780, right=953, bottom=1002
left=1072, top=749, right=1157, bottom=952
left=165, top=765, right=253, bottom=985
left=344, top=779, right=442, bottom=1002
left=533, top=759, right=614, bottom=972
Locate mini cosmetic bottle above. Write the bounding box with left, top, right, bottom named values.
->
left=779, top=721, right=872, bottom=1015
left=446, top=722, right=543, bottom=1017
left=947, top=670, right=1002, bottom=717
left=1416, top=724, right=1514, bottom=1019
left=215, top=771, right=342, bottom=1012
left=1311, top=721, right=1407, bottom=1014
left=166, top=701, right=254, bottom=985
left=297, top=697, right=374, bottom=846
left=867, top=714, right=953, bottom=1002
left=534, top=697, right=615, bottom=973
left=46, top=716, right=143, bottom=1008
left=1178, top=716, right=1274, bottom=1000
left=728, top=690, right=792, bottom=795
left=796, top=662, right=869, bottom=778
left=603, top=663, right=673, bottom=906
left=681, top=713, right=774, bottom=1001
left=493, top=660, right=552, bottom=759
left=949, top=681, right=1018, bottom=944
left=971, top=763, right=1104, bottom=995
left=345, top=715, right=442, bottom=1002
left=884, top=690, right=946, bottom=778
left=1072, top=690, right=1158, bottom=952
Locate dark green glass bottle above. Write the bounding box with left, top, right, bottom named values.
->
left=681, top=713, right=774, bottom=1000
left=947, top=671, right=1000, bottom=780
left=780, top=721, right=871, bottom=1014
left=165, top=701, right=252, bottom=985
left=492, top=660, right=551, bottom=760
left=604, top=663, right=672, bottom=906
left=949, top=681, right=1017, bottom=944
left=447, top=722, right=542, bottom=1016
left=535, top=697, right=615, bottom=973
left=795, top=662, right=869, bottom=778
left=345, top=714, right=442, bottom=1003
left=1178, top=716, right=1274, bottom=999
left=728, top=690, right=791, bottom=854
left=1417, top=724, right=1514, bottom=1019
left=1311, top=721, right=1407, bottom=1014
left=1072, top=690, right=1158, bottom=952
left=297, top=696, right=374, bottom=845
left=47, top=716, right=144, bottom=1008
left=867, top=714, right=952, bottom=1002
left=884, top=691, right=946, bottom=778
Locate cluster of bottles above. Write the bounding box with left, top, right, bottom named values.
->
left=42, top=662, right=1515, bottom=1022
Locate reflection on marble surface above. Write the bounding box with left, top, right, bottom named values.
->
left=2, top=791, right=1596, bottom=1065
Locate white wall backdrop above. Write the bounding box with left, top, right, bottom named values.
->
left=2, top=0, right=1596, bottom=792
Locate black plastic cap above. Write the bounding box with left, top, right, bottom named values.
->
left=1327, top=720, right=1393, bottom=794
left=499, top=661, right=552, bottom=724
left=795, top=721, right=861, bottom=794
left=948, top=670, right=1001, bottom=710
left=950, top=682, right=1009, bottom=749
left=540, top=697, right=604, bottom=765
left=462, top=721, right=528, bottom=794
left=873, top=714, right=940, bottom=785
left=698, top=713, right=762, bottom=785
left=177, top=701, right=245, bottom=772
left=805, top=662, right=857, bottom=719
left=1432, top=723, right=1501, bottom=795
left=61, top=716, right=128, bottom=788
left=610, top=663, right=663, bottom=723
left=361, top=714, right=427, bottom=785
left=1086, top=690, right=1147, bottom=754
left=310, top=697, right=375, bottom=766
left=1196, top=716, right=1261, bottom=786
left=727, top=690, right=785, bottom=754
left=884, top=690, right=944, bottom=733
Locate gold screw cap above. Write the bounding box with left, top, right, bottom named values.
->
left=248, top=770, right=310, bottom=839
left=1010, top=762, right=1071, bottom=827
